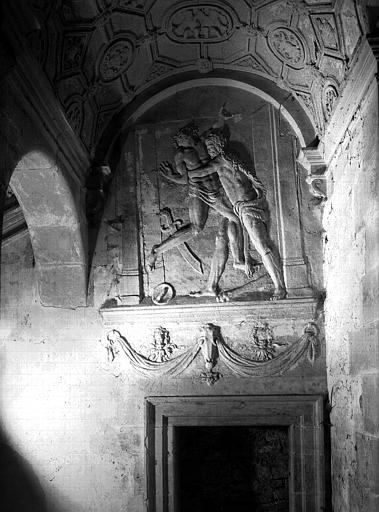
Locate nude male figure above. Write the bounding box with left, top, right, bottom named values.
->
left=148, top=122, right=252, bottom=282
left=189, top=131, right=286, bottom=300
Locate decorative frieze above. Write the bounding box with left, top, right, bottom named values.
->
left=104, top=321, right=320, bottom=383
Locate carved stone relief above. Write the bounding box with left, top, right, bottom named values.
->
left=249, top=322, right=277, bottom=361
left=196, top=57, right=213, bottom=74
left=267, top=27, right=306, bottom=69
left=99, top=39, right=134, bottom=82
left=146, top=114, right=287, bottom=302
left=159, top=207, right=203, bottom=275
left=104, top=322, right=320, bottom=383
left=62, top=33, right=87, bottom=75
left=312, top=14, right=340, bottom=52
left=66, top=99, right=83, bottom=134
left=151, top=282, right=175, bottom=305
left=146, top=62, right=173, bottom=81
left=116, top=0, right=146, bottom=10
left=147, top=326, right=177, bottom=362
left=16, top=0, right=361, bottom=154
left=233, top=55, right=265, bottom=72
left=166, top=4, right=235, bottom=43
left=323, top=82, right=339, bottom=121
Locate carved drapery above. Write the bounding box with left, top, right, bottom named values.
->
left=105, top=322, right=319, bottom=382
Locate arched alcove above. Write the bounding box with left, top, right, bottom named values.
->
left=94, top=80, right=322, bottom=307
left=95, top=71, right=318, bottom=167
left=10, top=151, right=87, bottom=308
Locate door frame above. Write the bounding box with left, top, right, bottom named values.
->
left=145, top=395, right=325, bottom=512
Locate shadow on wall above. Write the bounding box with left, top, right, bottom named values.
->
left=0, top=429, right=47, bottom=512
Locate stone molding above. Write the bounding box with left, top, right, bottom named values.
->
left=3, top=2, right=91, bottom=186
left=298, top=38, right=378, bottom=202
left=7, top=62, right=90, bottom=186
left=105, top=322, right=320, bottom=383
left=145, top=395, right=325, bottom=511
left=100, top=297, right=320, bottom=326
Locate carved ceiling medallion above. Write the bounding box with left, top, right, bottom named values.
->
left=166, top=3, right=235, bottom=43
left=99, top=39, right=134, bottom=82
left=267, top=27, right=306, bottom=69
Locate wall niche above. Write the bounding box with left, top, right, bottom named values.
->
left=98, top=84, right=323, bottom=310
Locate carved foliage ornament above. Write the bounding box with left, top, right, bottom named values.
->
left=166, top=3, right=235, bottom=43
left=99, top=39, right=134, bottom=82
left=267, top=28, right=306, bottom=69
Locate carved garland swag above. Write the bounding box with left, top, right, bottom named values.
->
left=106, top=322, right=319, bottom=385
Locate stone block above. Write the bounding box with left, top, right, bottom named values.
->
left=360, top=374, right=379, bottom=434
left=356, top=432, right=379, bottom=493
left=362, top=268, right=379, bottom=324
left=349, top=321, right=379, bottom=375
left=38, top=263, right=87, bottom=307
left=32, top=226, right=85, bottom=264
left=366, top=225, right=379, bottom=270
left=369, top=492, right=379, bottom=511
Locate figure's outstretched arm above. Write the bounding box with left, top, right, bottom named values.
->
left=159, top=161, right=187, bottom=185
left=189, top=160, right=218, bottom=178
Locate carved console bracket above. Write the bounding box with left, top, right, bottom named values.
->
left=105, top=322, right=320, bottom=384
left=297, top=144, right=327, bottom=204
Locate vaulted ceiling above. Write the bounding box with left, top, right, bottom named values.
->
left=3, top=0, right=368, bottom=158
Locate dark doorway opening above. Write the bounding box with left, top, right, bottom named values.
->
left=176, top=426, right=289, bottom=512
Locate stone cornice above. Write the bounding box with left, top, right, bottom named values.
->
left=100, top=297, right=321, bottom=327
left=3, top=4, right=91, bottom=186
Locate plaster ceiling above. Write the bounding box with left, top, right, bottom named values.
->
left=19, top=0, right=365, bottom=155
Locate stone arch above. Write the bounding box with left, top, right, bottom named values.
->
left=94, top=71, right=318, bottom=166
left=91, top=78, right=319, bottom=304
left=88, top=74, right=319, bottom=268
left=10, top=150, right=87, bottom=308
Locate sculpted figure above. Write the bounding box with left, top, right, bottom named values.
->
left=148, top=121, right=253, bottom=288
left=189, top=131, right=286, bottom=300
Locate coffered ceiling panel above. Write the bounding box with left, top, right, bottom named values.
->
left=20, top=0, right=364, bottom=153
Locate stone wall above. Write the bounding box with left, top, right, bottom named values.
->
left=0, top=85, right=327, bottom=511
left=323, top=45, right=379, bottom=512
left=0, top=231, right=326, bottom=511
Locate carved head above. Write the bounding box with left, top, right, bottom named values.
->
left=204, top=131, right=227, bottom=158
left=173, top=122, right=200, bottom=147
left=153, top=326, right=169, bottom=348
left=198, top=323, right=219, bottom=371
